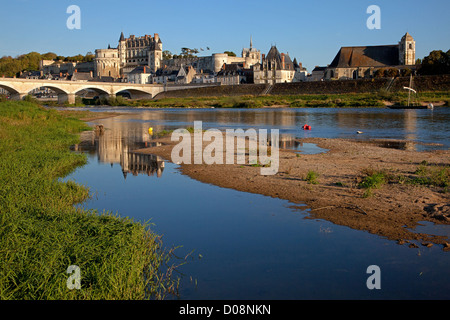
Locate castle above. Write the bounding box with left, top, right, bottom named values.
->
left=94, top=32, right=162, bottom=78
left=94, top=32, right=262, bottom=80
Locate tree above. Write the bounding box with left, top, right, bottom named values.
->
left=163, top=50, right=173, bottom=60
left=224, top=51, right=236, bottom=57
left=418, top=50, right=450, bottom=75
left=41, top=52, right=57, bottom=61
left=384, top=68, right=399, bottom=78
left=179, top=48, right=198, bottom=58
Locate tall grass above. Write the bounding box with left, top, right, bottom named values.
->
left=0, top=101, right=178, bottom=299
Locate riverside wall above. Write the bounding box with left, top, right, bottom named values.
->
left=154, top=75, right=450, bottom=99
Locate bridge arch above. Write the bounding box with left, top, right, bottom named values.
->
left=113, top=87, right=153, bottom=100
left=74, top=86, right=110, bottom=98
left=0, top=83, right=19, bottom=94
left=26, top=84, right=73, bottom=104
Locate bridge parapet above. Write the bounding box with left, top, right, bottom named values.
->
left=0, top=77, right=217, bottom=103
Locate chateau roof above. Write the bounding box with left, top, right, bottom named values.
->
left=329, top=45, right=399, bottom=68
left=119, top=32, right=125, bottom=42
left=128, top=66, right=151, bottom=74
left=263, top=46, right=295, bottom=70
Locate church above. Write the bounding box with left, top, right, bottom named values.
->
left=324, top=33, right=416, bottom=80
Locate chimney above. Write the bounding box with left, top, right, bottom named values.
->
left=281, top=53, right=285, bottom=69
left=143, top=66, right=146, bottom=73
left=262, top=53, right=265, bottom=61
left=90, top=71, right=93, bottom=77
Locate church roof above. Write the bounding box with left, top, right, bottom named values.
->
left=329, top=45, right=399, bottom=68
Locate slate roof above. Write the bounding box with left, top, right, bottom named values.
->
left=263, top=46, right=295, bottom=70
left=128, top=66, right=151, bottom=74
left=329, top=45, right=400, bottom=68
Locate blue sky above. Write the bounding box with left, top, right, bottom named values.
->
left=0, top=0, right=449, bottom=71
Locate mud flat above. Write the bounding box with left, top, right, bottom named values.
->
left=135, top=134, right=450, bottom=250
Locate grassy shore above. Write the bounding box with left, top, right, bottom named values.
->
left=0, top=101, right=178, bottom=299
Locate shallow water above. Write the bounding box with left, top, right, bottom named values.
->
left=64, top=107, right=450, bottom=299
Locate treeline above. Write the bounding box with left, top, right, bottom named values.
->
left=0, top=52, right=95, bottom=78
left=417, top=49, right=450, bottom=75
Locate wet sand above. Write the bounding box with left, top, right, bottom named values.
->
left=134, top=133, right=450, bottom=250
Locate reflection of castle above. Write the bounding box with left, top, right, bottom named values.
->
left=72, top=126, right=165, bottom=179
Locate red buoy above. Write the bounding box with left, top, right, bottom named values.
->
left=302, top=124, right=311, bottom=130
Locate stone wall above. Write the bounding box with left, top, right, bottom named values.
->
left=154, top=75, right=450, bottom=99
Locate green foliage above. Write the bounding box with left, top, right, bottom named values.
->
left=374, top=67, right=400, bottom=78
left=359, top=169, right=387, bottom=197
left=418, top=50, right=450, bottom=75
left=0, top=101, right=179, bottom=299
left=162, top=50, right=173, bottom=60
left=224, top=51, right=236, bottom=57
left=0, top=52, right=95, bottom=77
left=306, top=170, right=319, bottom=184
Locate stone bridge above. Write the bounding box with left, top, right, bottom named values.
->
left=0, top=78, right=216, bottom=104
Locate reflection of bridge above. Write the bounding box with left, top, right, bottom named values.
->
left=0, top=78, right=213, bottom=104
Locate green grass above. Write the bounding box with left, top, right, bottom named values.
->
left=358, top=169, right=388, bottom=198
left=411, top=163, right=449, bottom=189
left=305, top=170, right=320, bottom=184
left=0, top=101, right=179, bottom=299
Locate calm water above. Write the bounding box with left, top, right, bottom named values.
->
left=64, top=107, right=450, bottom=299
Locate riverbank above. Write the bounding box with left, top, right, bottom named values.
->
left=135, top=132, right=450, bottom=250
left=38, top=90, right=450, bottom=109
left=0, top=101, right=178, bottom=299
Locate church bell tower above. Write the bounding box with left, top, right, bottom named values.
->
left=399, top=32, right=415, bottom=66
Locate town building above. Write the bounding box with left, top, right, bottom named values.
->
left=216, top=63, right=252, bottom=85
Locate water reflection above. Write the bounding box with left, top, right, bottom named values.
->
left=64, top=108, right=450, bottom=300
left=78, top=107, right=449, bottom=151
left=71, top=128, right=165, bottom=179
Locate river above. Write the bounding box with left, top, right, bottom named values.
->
left=64, top=106, right=450, bottom=299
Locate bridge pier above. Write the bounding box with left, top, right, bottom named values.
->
left=10, top=93, right=27, bottom=101
left=58, top=93, right=76, bottom=105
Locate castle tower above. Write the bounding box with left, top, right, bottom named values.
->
left=399, top=32, right=415, bottom=66
left=94, top=48, right=120, bottom=78
left=118, top=32, right=126, bottom=69
left=148, top=33, right=162, bottom=73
